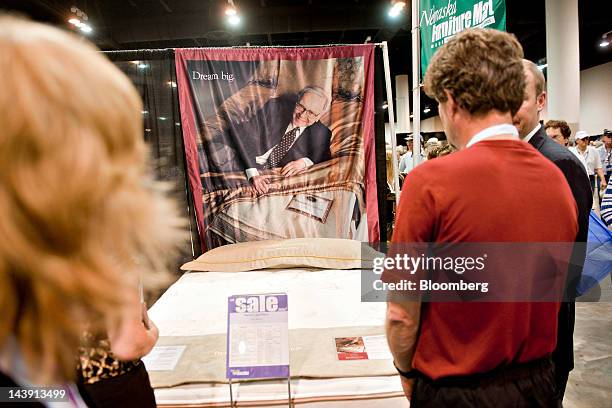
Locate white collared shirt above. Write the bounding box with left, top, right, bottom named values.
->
left=465, top=124, right=519, bottom=148
left=598, top=145, right=612, bottom=175
left=245, top=124, right=313, bottom=179
left=522, top=123, right=542, bottom=144
left=569, top=145, right=602, bottom=176
left=399, top=151, right=426, bottom=174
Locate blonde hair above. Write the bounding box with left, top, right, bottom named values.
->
left=423, top=28, right=525, bottom=117
left=0, top=15, right=184, bottom=383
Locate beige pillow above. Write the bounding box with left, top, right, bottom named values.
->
left=181, top=238, right=380, bottom=272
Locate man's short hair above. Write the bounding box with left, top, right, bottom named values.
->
left=297, top=86, right=330, bottom=112
left=423, top=28, right=525, bottom=117
left=522, top=59, right=546, bottom=97
left=545, top=120, right=571, bottom=139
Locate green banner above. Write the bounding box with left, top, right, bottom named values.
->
left=420, top=0, right=506, bottom=77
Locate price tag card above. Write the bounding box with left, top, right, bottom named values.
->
left=226, top=293, right=289, bottom=379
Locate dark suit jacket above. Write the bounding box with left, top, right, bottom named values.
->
left=528, top=125, right=593, bottom=374
left=227, top=94, right=332, bottom=170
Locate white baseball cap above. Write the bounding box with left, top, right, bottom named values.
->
left=575, top=131, right=590, bottom=140
left=426, top=137, right=440, bottom=145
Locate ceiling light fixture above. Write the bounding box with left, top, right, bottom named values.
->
left=600, top=31, right=612, bottom=48
left=67, top=6, right=92, bottom=33
left=388, top=0, right=406, bottom=18
left=228, top=15, right=241, bottom=26
left=226, top=0, right=241, bottom=26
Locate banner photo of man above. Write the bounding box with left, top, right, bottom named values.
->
left=175, top=46, right=378, bottom=250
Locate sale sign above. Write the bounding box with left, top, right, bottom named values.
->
left=226, top=293, right=290, bottom=379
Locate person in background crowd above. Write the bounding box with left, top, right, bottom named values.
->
left=545, top=119, right=571, bottom=147
left=385, top=28, right=577, bottom=407
left=426, top=141, right=453, bottom=160
left=435, top=142, right=454, bottom=158
left=602, top=181, right=612, bottom=227
left=386, top=148, right=401, bottom=193
left=598, top=129, right=612, bottom=183
left=569, top=131, right=607, bottom=193
left=399, top=135, right=425, bottom=174
left=0, top=15, right=184, bottom=406
left=424, top=137, right=441, bottom=159
left=425, top=137, right=440, bottom=149
left=512, top=59, right=593, bottom=401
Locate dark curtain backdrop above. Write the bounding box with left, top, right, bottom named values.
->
left=104, top=49, right=202, bottom=263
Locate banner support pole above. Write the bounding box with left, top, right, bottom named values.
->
left=412, top=0, right=422, bottom=176
left=381, top=41, right=401, bottom=205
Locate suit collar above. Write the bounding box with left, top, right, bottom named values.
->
left=527, top=125, right=548, bottom=150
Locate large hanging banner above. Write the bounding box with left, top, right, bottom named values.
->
left=176, top=45, right=378, bottom=250
left=420, top=0, right=506, bottom=76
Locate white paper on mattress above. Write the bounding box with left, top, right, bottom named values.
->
left=149, top=269, right=386, bottom=337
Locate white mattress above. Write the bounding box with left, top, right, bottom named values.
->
left=149, top=269, right=407, bottom=407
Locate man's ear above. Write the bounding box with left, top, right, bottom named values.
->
left=443, top=90, right=459, bottom=118
left=537, top=91, right=546, bottom=113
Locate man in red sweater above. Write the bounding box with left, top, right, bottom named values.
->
left=385, top=29, right=578, bottom=407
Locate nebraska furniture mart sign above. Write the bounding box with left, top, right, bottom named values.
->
left=420, top=0, right=507, bottom=76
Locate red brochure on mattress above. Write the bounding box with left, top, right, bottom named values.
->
left=335, top=337, right=368, bottom=360
left=335, top=335, right=393, bottom=361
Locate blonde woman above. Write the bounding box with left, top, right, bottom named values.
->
left=0, top=15, right=184, bottom=406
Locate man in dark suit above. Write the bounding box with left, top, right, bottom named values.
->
left=513, top=59, right=593, bottom=402
left=232, top=86, right=332, bottom=194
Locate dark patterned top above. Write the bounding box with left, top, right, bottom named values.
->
left=77, top=332, right=140, bottom=384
